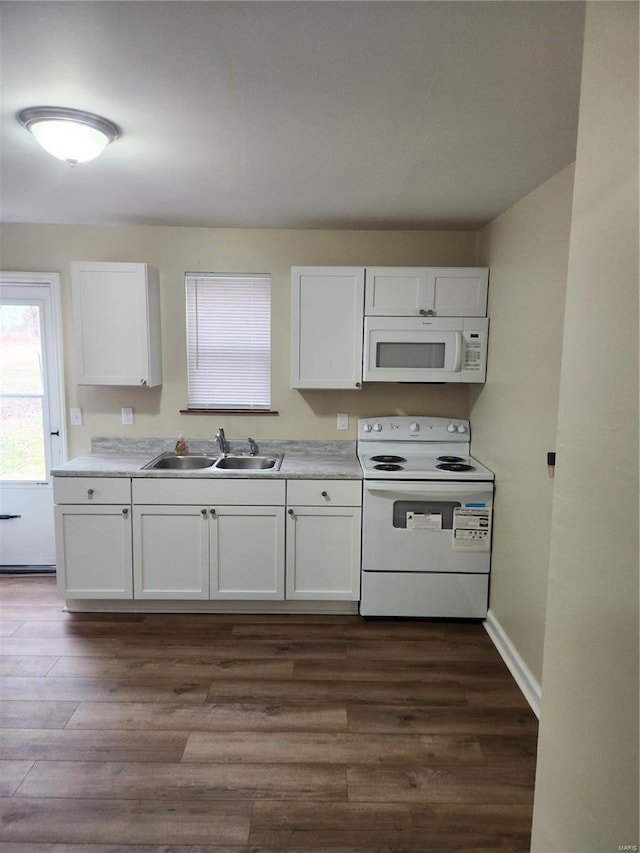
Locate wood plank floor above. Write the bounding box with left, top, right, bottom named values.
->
left=0, top=575, right=538, bottom=852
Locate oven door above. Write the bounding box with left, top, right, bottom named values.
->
left=362, top=480, right=493, bottom=574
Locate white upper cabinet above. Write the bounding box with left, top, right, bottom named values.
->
left=364, top=268, right=429, bottom=316
left=291, top=266, right=364, bottom=390
left=365, top=267, right=488, bottom=317
left=427, top=267, right=489, bottom=317
left=71, top=261, right=162, bottom=386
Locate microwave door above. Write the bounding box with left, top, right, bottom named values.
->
left=364, top=328, right=462, bottom=382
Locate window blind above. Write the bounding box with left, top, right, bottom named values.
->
left=185, top=273, right=271, bottom=410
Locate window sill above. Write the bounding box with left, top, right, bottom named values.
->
left=180, top=409, right=279, bottom=416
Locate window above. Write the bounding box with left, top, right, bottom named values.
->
left=185, top=272, right=271, bottom=411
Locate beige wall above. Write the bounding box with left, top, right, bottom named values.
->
left=470, top=164, right=574, bottom=685
left=531, top=2, right=639, bottom=849
left=0, top=225, right=476, bottom=457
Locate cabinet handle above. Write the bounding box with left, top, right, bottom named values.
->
left=210, top=508, right=217, bottom=517
left=87, top=488, right=94, bottom=498
left=288, top=508, right=295, bottom=516
left=321, top=491, right=328, bottom=498
left=122, top=508, right=129, bottom=517
left=201, top=508, right=208, bottom=516
left=140, top=379, right=147, bottom=385
left=419, top=308, right=435, bottom=316
left=355, top=382, right=361, bottom=388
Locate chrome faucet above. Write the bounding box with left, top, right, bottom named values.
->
left=215, top=428, right=230, bottom=455
left=248, top=437, right=259, bottom=456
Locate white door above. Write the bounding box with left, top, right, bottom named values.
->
left=55, top=504, right=133, bottom=598
left=290, top=267, right=364, bottom=390
left=364, top=267, right=429, bottom=316
left=0, top=273, right=66, bottom=567
left=210, top=505, right=285, bottom=599
left=286, top=505, right=361, bottom=600
left=132, top=505, right=210, bottom=599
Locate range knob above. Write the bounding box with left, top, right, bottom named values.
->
left=409, top=422, right=420, bottom=433
left=447, top=423, right=457, bottom=433
left=372, top=423, right=383, bottom=432
left=362, top=423, right=372, bottom=433
left=457, top=424, right=467, bottom=434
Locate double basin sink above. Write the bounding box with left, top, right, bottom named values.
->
left=142, top=452, right=283, bottom=472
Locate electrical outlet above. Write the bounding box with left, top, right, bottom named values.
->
left=70, top=407, right=83, bottom=426
left=337, top=412, right=349, bottom=431
left=121, top=407, right=134, bottom=425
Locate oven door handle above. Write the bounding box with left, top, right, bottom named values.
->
left=365, top=482, right=492, bottom=497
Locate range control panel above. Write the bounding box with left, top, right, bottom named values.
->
left=358, top=416, right=470, bottom=442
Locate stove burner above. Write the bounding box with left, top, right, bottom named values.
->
left=437, top=455, right=465, bottom=463
left=373, top=463, right=404, bottom=471
left=436, top=462, right=474, bottom=472
left=371, top=455, right=407, bottom=464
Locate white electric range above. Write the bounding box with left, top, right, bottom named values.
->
left=357, top=416, right=494, bottom=618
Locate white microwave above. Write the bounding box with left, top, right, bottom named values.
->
left=363, top=316, right=489, bottom=383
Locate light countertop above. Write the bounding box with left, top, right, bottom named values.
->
left=51, top=438, right=363, bottom=481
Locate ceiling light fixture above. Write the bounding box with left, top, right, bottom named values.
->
left=18, top=106, right=120, bottom=166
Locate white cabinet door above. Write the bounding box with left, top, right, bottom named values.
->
left=428, top=267, right=488, bottom=317
left=55, top=504, right=133, bottom=599
left=132, top=506, right=209, bottom=599
left=210, top=506, right=285, bottom=600
left=286, top=505, right=361, bottom=600
left=291, top=266, right=364, bottom=389
left=71, top=261, right=162, bottom=386
left=364, top=267, right=429, bottom=316
left=365, top=266, right=488, bottom=317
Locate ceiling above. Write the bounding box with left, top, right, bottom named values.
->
left=0, top=1, right=585, bottom=231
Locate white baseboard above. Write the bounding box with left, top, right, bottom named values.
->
left=484, top=609, right=541, bottom=718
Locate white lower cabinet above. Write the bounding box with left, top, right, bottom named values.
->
left=211, top=506, right=285, bottom=599
left=54, top=477, right=133, bottom=599
left=132, top=504, right=284, bottom=600
left=286, top=506, right=361, bottom=600
left=55, top=475, right=362, bottom=606
left=131, top=479, right=287, bottom=601
left=132, top=506, right=210, bottom=599
left=286, top=479, right=362, bottom=600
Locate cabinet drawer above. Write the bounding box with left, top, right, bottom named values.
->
left=133, top=478, right=286, bottom=505
left=54, top=477, right=131, bottom=505
left=287, top=479, right=362, bottom=507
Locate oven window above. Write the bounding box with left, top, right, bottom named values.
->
left=376, top=342, right=446, bottom=369
left=393, top=500, right=461, bottom=529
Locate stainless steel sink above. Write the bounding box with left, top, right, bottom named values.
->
left=142, top=453, right=217, bottom=470
left=213, top=455, right=282, bottom=471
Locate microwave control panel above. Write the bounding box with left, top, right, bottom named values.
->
left=463, top=332, right=484, bottom=371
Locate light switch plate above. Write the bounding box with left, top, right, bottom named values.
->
left=70, top=407, right=83, bottom=426
left=121, top=407, right=134, bottom=425
left=337, top=412, right=349, bottom=430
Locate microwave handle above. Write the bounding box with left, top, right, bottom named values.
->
left=453, top=331, right=463, bottom=372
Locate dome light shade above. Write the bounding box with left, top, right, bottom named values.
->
left=18, top=107, right=120, bottom=165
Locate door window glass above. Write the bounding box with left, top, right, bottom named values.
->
left=393, top=500, right=461, bottom=529
left=377, top=342, right=445, bottom=369
left=0, top=304, right=46, bottom=480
